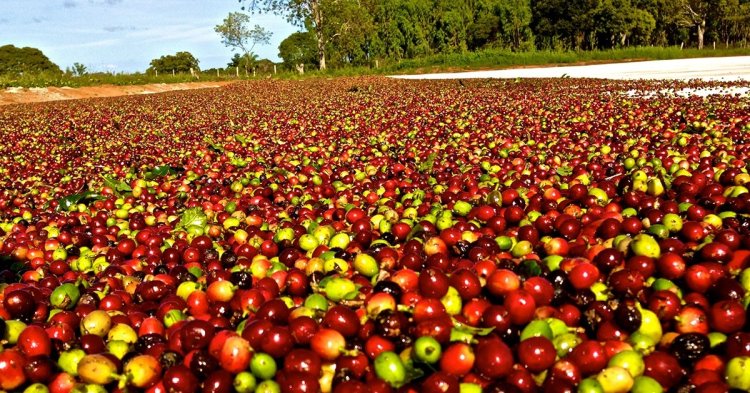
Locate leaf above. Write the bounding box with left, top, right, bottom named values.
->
left=178, top=207, right=208, bottom=229
left=234, top=135, right=247, bottom=144
left=102, top=175, right=131, bottom=194
left=204, top=137, right=224, bottom=153
left=418, top=152, right=437, bottom=173
left=317, top=275, right=333, bottom=290
left=404, top=365, right=424, bottom=384
left=451, top=317, right=495, bottom=337
left=556, top=166, right=573, bottom=176
left=405, top=224, right=424, bottom=241
left=519, top=259, right=543, bottom=278
left=57, top=191, right=104, bottom=211
left=343, top=289, right=360, bottom=300
left=450, top=327, right=476, bottom=343
left=145, top=165, right=183, bottom=180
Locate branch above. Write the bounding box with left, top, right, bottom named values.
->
left=682, top=1, right=704, bottom=24
left=327, top=21, right=351, bottom=44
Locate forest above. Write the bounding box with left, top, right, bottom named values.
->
left=272, top=0, right=750, bottom=69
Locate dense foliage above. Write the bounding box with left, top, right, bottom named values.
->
left=0, top=45, right=61, bottom=75
left=268, top=0, right=750, bottom=70
left=1, top=77, right=750, bottom=392
left=148, top=52, right=201, bottom=75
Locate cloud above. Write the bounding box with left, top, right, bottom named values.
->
left=103, top=25, right=139, bottom=32
left=55, top=38, right=122, bottom=50
left=89, top=0, right=123, bottom=5
left=64, top=0, right=122, bottom=7
left=130, top=24, right=218, bottom=45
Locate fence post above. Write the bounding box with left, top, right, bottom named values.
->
left=236, top=67, right=239, bottom=77
left=274, top=64, right=277, bottom=74
left=172, top=69, right=175, bottom=76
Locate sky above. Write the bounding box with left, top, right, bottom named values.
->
left=0, top=0, right=299, bottom=73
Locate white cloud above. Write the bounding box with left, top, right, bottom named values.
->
left=55, top=38, right=122, bottom=49
left=129, top=24, right=218, bottom=45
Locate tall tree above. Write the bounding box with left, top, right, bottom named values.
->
left=241, top=0, right=329, bottom=70
left=278, top=31, right=318, bottom=69
left=467, top=0, right=502, bottom=49
left=496, top=0, right=534, bottom=50
left=215, top=12, right=272, bottom=71
left=633, top=0, right=685, bottom=45
left=329, top=0, right=376, bottom=66
left=710, top=0, right=747, bottom=46
left=681, top=0, right=710, bottom=48
left=432, top=0, right=472, bottom=53
left=531, top=0, right=593, bottom=49
left=587, top=0, right=655, bottom=48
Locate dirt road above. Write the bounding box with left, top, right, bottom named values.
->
left=0, top=81, right=234, bottom=106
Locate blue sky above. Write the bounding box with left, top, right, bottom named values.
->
left=0, top=0, right=299, bottom=72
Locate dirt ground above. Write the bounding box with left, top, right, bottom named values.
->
left=0, top=81, right=236, bottom=106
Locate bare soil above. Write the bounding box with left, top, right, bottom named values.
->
left=0, top=81, right=236, bottom=106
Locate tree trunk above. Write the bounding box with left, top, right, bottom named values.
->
left=311, top=0, right=327, bottom=70
left=697, top=20, right=705, bottom=49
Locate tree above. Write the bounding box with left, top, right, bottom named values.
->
left=0, top=45, right=61, bottom=75
left=468, top=0, right=502, bottom=49
left=431, top=1, right=473, bottom=53
left=585, top=0, right=655, bottom=48
left=72, top=62, right=87, bottom=76
left=228, top=52, right=260, bottom=72
left=321, top=0, right=375, bottom=67
left=496, top=0, right=535, bottom=50
left=369, top=0, right=433, bottom=59
left=148, top=51, right=199, bottom=74
left=633, top=0, right=685, bottom=45
left=215, top=12, right=272, bottom=72
left=681, top=0, right=710, bottom=48
left=278, top=31, right=318, bottom=69
left=255, top=58, right=277, bottom=73
left=531, top=0, right=593, bottom=49
left=240, top=0, right=329, bottom=70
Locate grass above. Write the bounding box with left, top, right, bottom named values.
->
left=0, top=71, right=234, bottom=89
left=243, top=46, right=750, bottom=80
left=2, top=46, right=750, bottom=88
left=381, top=46, right=750, bottom=74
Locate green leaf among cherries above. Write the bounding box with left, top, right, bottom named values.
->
left=57, top=191, right=104, bottom=211
left=178, top=207, right=208, bottom=229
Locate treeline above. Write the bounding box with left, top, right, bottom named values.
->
left=277, top=0, right=750, bottom=70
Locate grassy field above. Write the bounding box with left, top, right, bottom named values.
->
left=2, top=46, right=750, bottom=88
left=382, top=46, right=750, bottom=73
